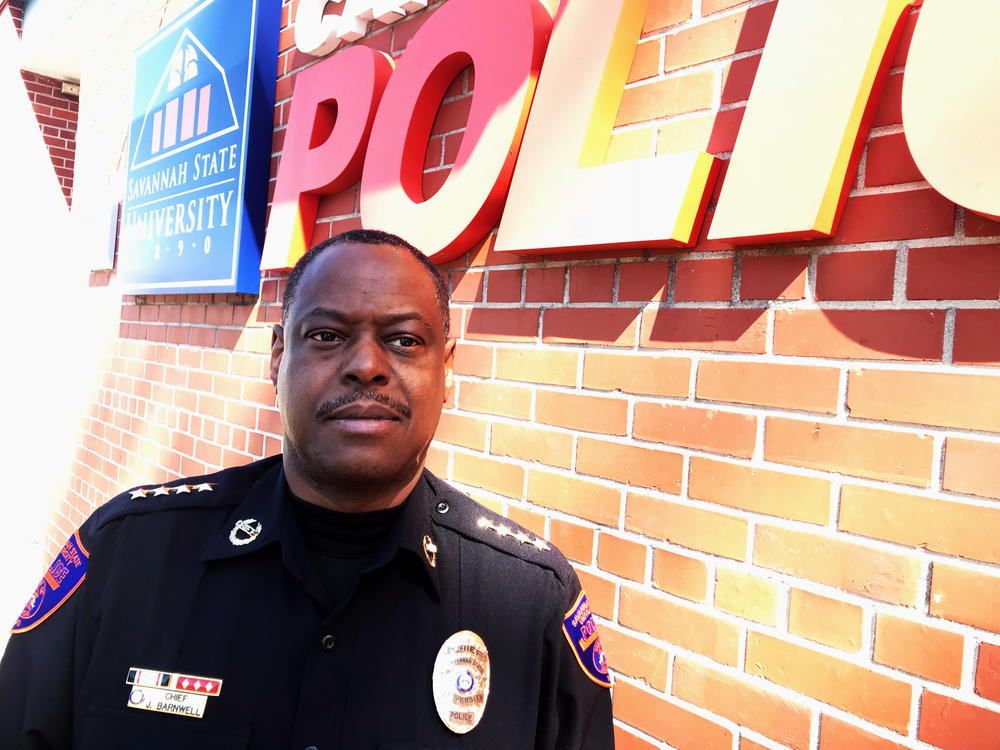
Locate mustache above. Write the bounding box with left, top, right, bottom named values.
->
left=315, top=389, right=412, bottom=420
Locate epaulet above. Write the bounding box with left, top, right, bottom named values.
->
left=91, top=455, right=283, bottom=530
left=425, top=473, right=577, bottom=585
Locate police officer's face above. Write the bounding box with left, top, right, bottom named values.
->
left=270, top=242, right=453, bottom=499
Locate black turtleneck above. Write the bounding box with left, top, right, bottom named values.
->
left=289, top=491, right=405, bottom=611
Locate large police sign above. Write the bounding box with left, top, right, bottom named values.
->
left=119, top=0, right=278, bottom=294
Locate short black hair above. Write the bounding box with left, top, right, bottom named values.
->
left=281, top=229, right=451, bottom=338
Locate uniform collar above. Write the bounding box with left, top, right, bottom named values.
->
left=201, top=458, right=442, bottom=601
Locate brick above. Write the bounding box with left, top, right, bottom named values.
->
left=453, top=342, right=493, bottom=377
left=643, top=0, right=692, bottom=33
left=525, top=267, right=565, bottom=302
left=697, top=360, right=840, bottom=414
left=816, top=250, right=896, bottom=300
left=674, top=257, right=733, bottom=301
left=542, top=308, right=639, bottom=347
left=615, top=681, right=733, bottom=749
left=930, top=563, right=1000, bottom=634
left=598, top=533, right=647, bottom=582
left=458, top=381, right=532, bottom=419
left=907, top=245, right=1000, bottom=300
left=965, top=211, right=1000, bottom=238
left=642, top=308, right=767, bottom=354
left=506, top=505, right=545, bottom=537
left=874, top=614, right=963, bottom=687
left=774, top=309, right=944, bottom=361
left=451, top=452, right=524, bottom=499
left=919, top=691, right=1000, bottom=750
left=568, top=265, right=615, bottom=302
left=866, top=132, right=923, bottom=187
left=788, top=588, right=863, bottom=652
left=655, top=109, right=743, bottom=155
left=450, top=270, right=483, bottom=302
left=613, top=727, right=658, bottom=750
left=849, top=368, right=1000, bottom=432
left=626, top=492, right=748, bottom=560
left=714, top=569, right=778, bottom=626
left=615, top=70, right=716, bottom=126
left=840, top=484, right=1000, bottom=564
left=620, top=586, right=741, bottom=667
left=430, top=95, right=471, bottom=135
left=495, top=348, right=578, bottom=387
left=619, top=262, right=669, bottom=302
left=633, top=402, right=756, bottom=458
left=754, top=525, right=922, bottom=606
left=764, top=416, right=934, bottom=487
left=582, top=352, right=691, bottom=398
left=946, top=437, right=1000, bottom=500
left=954, top=310, right=1000, bottom=366
left=527, top=469, right=621, bottom=526
left=536, top=391, right=628, bottom=435
left=607, top=128, right=656, bottom=163
left=664, top=2, right=776, bottom=71
left=673, top=657, right=812, bottom=750
left=549, top=519, right=594, bottom=563
left=465, top=308, right=538, bottom=342
left=574, top=568, right=616, bottom=618
left=720, top=54, right=761, bottom=105
left=490, top=423, right=573, bottom=470
left=818, top=715, right=908, bottom=750
left=433, top=412, right=487, bottom=451
left=652, top=548, right=708, bottom=602
left=831, top=189, right=955, bottom=244
left=486, top=269, right=521, bottom=303
left=746, top=632, right=912, bottom=732
left=740, top=255, right=808, bottom=300
left=689, top=456, right=830, bottom=524
left=976, top=642, right=1000, bottom=702
left=577, top=437, right=683, bottom=494
left=600, top=625, right=669, bottom=691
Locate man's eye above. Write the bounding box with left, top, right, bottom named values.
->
left=390, top=335, right=421, bottom=349
left=308, top=331, right=342, bottom=343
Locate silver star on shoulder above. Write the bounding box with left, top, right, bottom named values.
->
left=476, top=517, right=550, bottom=552
left=129, top=488, right=149, bottom=499
left=193, top=483, right=215, bottom=492
left=152, top=486, right=171, bottom=496
left=173, top=484, right=192, bottom=494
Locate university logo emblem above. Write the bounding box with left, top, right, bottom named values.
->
left=130, top=29, right=239, bottom=169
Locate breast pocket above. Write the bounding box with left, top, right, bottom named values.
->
left=77, top=712, right=251, bottom=750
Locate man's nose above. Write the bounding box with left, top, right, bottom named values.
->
left=341, top=335, right=389, bottom=386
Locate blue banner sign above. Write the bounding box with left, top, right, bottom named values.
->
left=118, top=0, right=279, bottom=294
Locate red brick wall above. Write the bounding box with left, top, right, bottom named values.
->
left=59, top=1, right=1000, bottom=747
left=6, top=0, right=79, bottom=207
left=19, top=69, right=78, bottom=206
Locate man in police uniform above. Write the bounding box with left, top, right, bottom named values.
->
left=0, top=229, right=615, bottom=749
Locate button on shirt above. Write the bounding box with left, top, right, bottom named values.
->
left=0, top=456, right=614, bottom=749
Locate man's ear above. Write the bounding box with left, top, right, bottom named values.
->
left=442, top=338, right=456, bottom=401
left=270, top=324, right=285, bottom=389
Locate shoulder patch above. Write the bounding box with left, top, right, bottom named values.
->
left=562, top=591, right=611, bottom=688
left=11, top=532, right=89, bottom=634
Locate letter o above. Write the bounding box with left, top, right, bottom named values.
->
left=360, top=0, right=552, bottom=262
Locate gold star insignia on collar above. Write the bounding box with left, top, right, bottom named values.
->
left=129, top=488, right=149, bottom=499
left=477, top=517, right=550, bottom=552
left=423, top=535, right=438, bottom=568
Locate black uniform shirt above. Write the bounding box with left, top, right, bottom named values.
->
left=0, top=456, right=614, bottom=749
